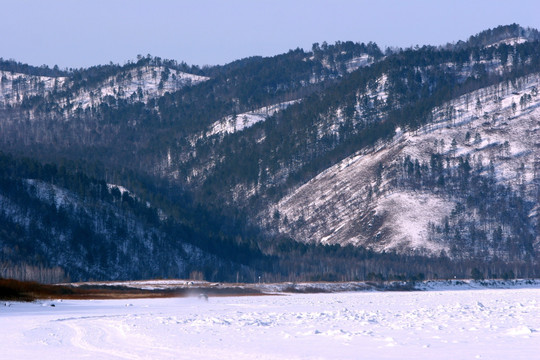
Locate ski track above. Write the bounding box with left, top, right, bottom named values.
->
left=1, top=289, right=539, bottom=359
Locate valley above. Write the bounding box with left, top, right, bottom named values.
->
left=0, top=24, right=539, bottom=283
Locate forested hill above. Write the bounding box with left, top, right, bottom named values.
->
left=0, top=151, right=274, bottom=282
left=0, top=24, right=539, bottom=282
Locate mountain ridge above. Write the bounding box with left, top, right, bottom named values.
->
left=0, top=24, right=539, bottom=282
left=271, top=71, right=540, bottom=259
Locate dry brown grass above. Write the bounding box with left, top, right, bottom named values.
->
left=0, top=278, right=265, bottom=301
left=0, top=279, right=168, bottom=301
left=0, top=278, right=74, bottom=301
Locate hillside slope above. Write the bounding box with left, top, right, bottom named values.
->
left=272, top=73, right=540, bottom=260
left=0, top=154, right=269, bottom=282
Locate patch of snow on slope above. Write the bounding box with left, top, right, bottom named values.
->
left=0, top=70, right=68, bottom=106
left=106, top=184, right=131, bottom=196
left=207, top=100, right=300, bottom=137
left=275, top=145, right=402, bottom=248
left=375, top=192, right=451, bottom=253
left=345, top=54, right=373, bottom=72
left=489, top=37, right=529, bottom=47
left=403, top=72, right=540, bottom=189
left=0, top=66, right=208, bottom=110
left=25, top=179, right=73, bottom=209
left=70, top=66, right=208, bottom=109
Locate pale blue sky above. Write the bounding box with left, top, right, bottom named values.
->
left=1, top=0, right=539, bottom=69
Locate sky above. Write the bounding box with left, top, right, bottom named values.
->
left=1, top=0, right=539, bottom=69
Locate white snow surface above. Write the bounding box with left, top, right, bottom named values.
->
left=2, top=287, right=540, bottom=359
left=374, top=192, right=452, bottom=252
left=206, top=100, right=300, bottom=137
left=488, top=36, right=529, bottom=47
left=345, top=54, right=373, bottom=72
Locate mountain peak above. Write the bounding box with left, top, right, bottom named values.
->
left=466, top=24, right=540, bottom=47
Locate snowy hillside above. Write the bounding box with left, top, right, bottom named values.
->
left=205, top=100, right=300, bottom=137
left=0, top=70, right=68, bottom=105
left=0, top=65, right=208, bottom=110
left=68, top=65, right=208, bottom=109
left=272, top=73, right=540, bottom=256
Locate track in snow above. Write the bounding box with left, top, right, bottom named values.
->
left=1, top=288, right=539, bottom=359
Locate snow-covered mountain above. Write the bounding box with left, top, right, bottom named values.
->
left=0, top=70, right=67, bottom=105
left=0, top=65, right=207, bottom=110
left=271, top=72, right=540, bottom=258
left=1, top=24, right=539, bottom=282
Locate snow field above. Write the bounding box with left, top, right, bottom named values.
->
left=1, top=288, right=539, bottom=359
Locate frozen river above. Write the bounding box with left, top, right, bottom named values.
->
left=1, top=288, right=539, bottom=359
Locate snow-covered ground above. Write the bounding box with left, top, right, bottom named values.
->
left=0, top=66, right=208, bottom=110
left=345, top=54, right=373, bottom=72
left=68, top=66, right=208, bottom=109
left=205, top=100, right=300, bottom=138
left=2, top=288, right=539, bottom=359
